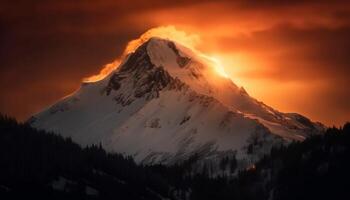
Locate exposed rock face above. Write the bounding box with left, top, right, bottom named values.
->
left=107, top=66, right=174, bottom=99
left=119, top=41, right=154, bottom=73
left=105, top=41, right=183, bottom=102
left=167, top=41, right=191, bottom=68
left=133, top=66, right=172, bottom=98
left=105, top=74, right=124, bottom=95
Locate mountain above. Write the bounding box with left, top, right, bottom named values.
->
left=29, top=37, right=324, bottom=170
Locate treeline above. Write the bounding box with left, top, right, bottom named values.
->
left=0, top=114, right=171, bottom=200
left=0, top=113, right=349, bottom=200
left=261, top=123, right=350, bottom=200
left=152, top=122, right=350, bottom=200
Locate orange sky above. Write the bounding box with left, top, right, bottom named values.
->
left=1, top=0, right=349, bottom=126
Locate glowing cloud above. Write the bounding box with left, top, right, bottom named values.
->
left=83, top=60, right=120, bottom=82
left=124, top=26, right=201, bottom=54
left=199, top=54, right=229, bottom=78
left=84, top=26, right=229, bottom=82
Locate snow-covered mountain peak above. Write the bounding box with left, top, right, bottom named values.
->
left=123, top=37, right=230, bottom=83
left=114, top=37, right=247, bottom=110
left=29, top=36, right=324, bottom=170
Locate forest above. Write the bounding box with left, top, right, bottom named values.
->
left=0, top=114, right=349, bottom=200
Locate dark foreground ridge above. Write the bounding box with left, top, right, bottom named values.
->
left=0, top=113, right=349, bottom=200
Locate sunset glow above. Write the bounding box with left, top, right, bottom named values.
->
left=1, top=0, right=349, bottom=126
left=84, top=26, right=231, bottom=82
left=124, top=26, right=200, bottom=55
left=2, top=1, right=349, bottom=198
left=83, top=60, right=120, bottom=82
left=199, top=54, right=229, bottom=78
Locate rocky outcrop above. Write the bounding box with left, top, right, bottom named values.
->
left=167, top=41, right=191, bottom=68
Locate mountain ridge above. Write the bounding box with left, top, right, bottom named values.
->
left=29, top=37, right=324, bottom=170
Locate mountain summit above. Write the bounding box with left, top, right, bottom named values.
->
left=29, top=37, right=324, bottom=169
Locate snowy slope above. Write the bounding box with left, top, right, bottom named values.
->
left=29, top=37, right=324, bottom=168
